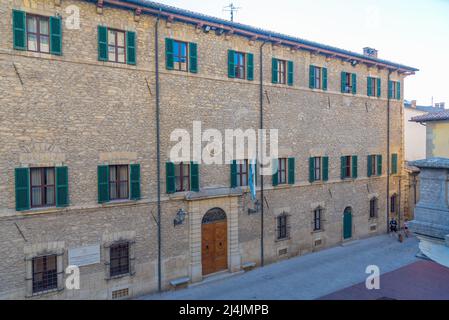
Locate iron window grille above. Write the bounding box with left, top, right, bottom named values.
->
left=110, top=242, right=130, bottom=277
left=32, top=255, right=58, bottom=293
left=276, top=213, right=290, bottom=240
left=313, top=208, right=323, bottom=231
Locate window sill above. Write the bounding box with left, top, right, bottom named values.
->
left=101, top=199, right=139, bottom=207
left=275, top=237, right=290, bottom=243
left=311, top=229, right=325, bottom=234
left=108, top=272, right=134, bottom=281
left=21, top=207, right=62, bottom=215
left=29, top=287, right=61, bottom=298
left=272, top=184, right=293, bottom=190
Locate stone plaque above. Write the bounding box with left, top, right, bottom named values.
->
left=68, top=244, right=101, bottom=267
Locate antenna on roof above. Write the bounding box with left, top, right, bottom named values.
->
left=223, top=3, right=241, bottom=22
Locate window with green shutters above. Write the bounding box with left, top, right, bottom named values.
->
left=228, top=50, right=253, bottom=80
left=13, top=10, right=62, bottom=54
left=98, top=164, right=140, bottom=202
left=273, top=158, right=291, bottom=186
left=272, top=58, right=293, bottom=86
left=98, top=27, right=136, bottom=65
left=231, top=160, right=255, bottom=188
left=15, top=166, right=69, bottom=211
left=388, top=81, right=401, bottom=100
left=341, top=72, right=357, bottom=94
left=367, top=77, right=381, bottom=97
left=367, top=154, right=382, bottom=177
left=309, top=156, right=328, bottom=182
left=341, top=155, right=358, bottom=179
left=309, top=65, right=327, bottom=90
left=165, top=38, right=197, bottom=73
left=391, top=153, right=398, bottom=175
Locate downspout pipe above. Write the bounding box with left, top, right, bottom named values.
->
left=259, top=40, right=268, bottom=267
left=155, top=9, right=162, bottom=292
left=386, top=70, right=392, bottom=233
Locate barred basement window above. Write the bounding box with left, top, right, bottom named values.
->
left=370, top=198, right=378, bottom=218
left=277, top=213, right=289, bottom=240
left=110, top=242, right=130, bottom=277
left=313, top=208, right=323, bottom=231
left=32, top=255, right=58, bottom=293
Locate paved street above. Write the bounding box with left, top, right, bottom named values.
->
left=139, top=234, right=420, bottom=300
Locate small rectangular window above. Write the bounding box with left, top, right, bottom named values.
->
left=278, top=158, right=287, bottom=185
left=173, top=40, right=188, bottom=71
left=32, top=255, right=58, bottom=293
left=343, top=72, right=353, bottom=93
left=314, top=208, right=322, bottom=231
left=370, top=198, right=378, bottom=218
left=175, top=162, right=190, bottom=192
left=26, top=14, right=50, bottom=53
left=109, top=165, right=129, bottom=200
left=110, top=242, right=130, bottom=277
left=314, top=66, right=322, bottom=89
left=236, top=159, right=249, bottom=187
left=314, top=157, right=322, bottom=181
left=107, top=29, right=126, bottom=63
left=277, top=59, right=286, bottom=84
left=277, top=214, right=288, bottom=240
left=30, top=167, right=55, bottom=208
left=234, top=52, right=246, bottom=79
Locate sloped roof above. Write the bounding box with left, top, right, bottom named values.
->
left=411, top=110, right=449, bottom=122
left=91, top=0, right=418, bottom=72
left=404, top=102, right=441, bottom=113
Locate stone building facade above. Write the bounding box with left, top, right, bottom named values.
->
left=0, top=0, right=417, bottom=299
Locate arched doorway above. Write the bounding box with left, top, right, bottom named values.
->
left=201, top=208, right=228, bottom=276
left=343, top=207, right=353, bottom=240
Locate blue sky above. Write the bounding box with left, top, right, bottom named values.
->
left=157, top=0, right=449, bottom=107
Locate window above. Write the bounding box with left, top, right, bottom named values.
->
left=175, top=162, right=190, bottom=192
left=234, top=51, right=246, bottom=79
left=390, top=194, right=397, bottom=213
left=370, top=198, right=378, bottom=219
left=277, top=213, right=288, bottom=240
left=173, top=40, right=188, bottom=71
left=314, top=66, right=322, bottom=89
left=314, top=157, right=322, bottom=181
left=109, top=165, right=129, bottom=200
left=30, top=167, right=55, bottom=208
left=369, top=155, right=377, bottom=176
left=389, top=81, right=400, bottom=100
left=110, top=242, right=130, bottom=277
left=314, top=208, right=322, bottom=231
left=276, top=59, right=286, bottom=84
left=32, top=255, right=57, bottom=293
left=236, top=160, right=249, bottom=187
left=342, top=156, right=351, bottom=179
left=278, top=158, right=287, bottom=185
left=107, top=29, right=126, bottom=63
left=341, top=72, right=355, bottom=93
left=26, top=14, right=49, bottom=53
left=368, top=77, right=380, bottom=97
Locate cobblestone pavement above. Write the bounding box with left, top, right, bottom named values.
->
left=139, top=234, right=420, bottom=300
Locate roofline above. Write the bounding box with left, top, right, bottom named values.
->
left=89, top=0, right=418, bottom=73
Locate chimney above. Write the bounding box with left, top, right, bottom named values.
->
left=363, top=47, right=378, bottom=58
left=411, top=100, right=417, bottom=109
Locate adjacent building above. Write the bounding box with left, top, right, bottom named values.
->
left=0, top=0, right=417, bottom=299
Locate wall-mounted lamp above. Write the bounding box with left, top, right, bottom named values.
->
left=215, top=28, right=225, bottom=36
left=174, top=208, right=187, bottom=226
left=203, top=25, right=211, bottom=33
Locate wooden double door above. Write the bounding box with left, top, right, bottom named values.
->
left=201, top=208, right=228, bottom=276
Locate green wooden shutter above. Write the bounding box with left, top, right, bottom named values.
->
left=352, top=155, right=358, bottom=179
left=56, top=166, right=69, bottom=207
left=322, top=156, right=329, bottom=181
left=12, top=10, right=26, bottom=50
left=189, top=42, right=198, bottom=73
left=97, top=25, right=108, bottom=61
left=352, top=73, right=357, bottom=94
left=309, top=157, right=315, bottom=183
left=166, top=162, right=175, bottom=194
left=126, top=31, right=136, bottom=65
left=272, top=159, right=278, bottom=186
left=309, top=65, right=315, bottom=89
left=228, top=50, right=235, bottom=78
left=97, top=165, right=109, bottom=203
left=341, top=72, right=347, bottom=93
left=287, top=61, right=294, bottom=86
left=130, top=164, right=141, bottom=200
left=15, top=167, right=30, bottom=211
left=230, top=160, right=237, bottom=188
left=247, top=53, right=254, bottom=81
left=272, top=58, right=278, bottom=83
left=392, top=154, right=398, bottom=175
left=165, top=38, right=174, bottom=70
left=288, top=157, right=295, bottom=185
left=377, top=78, right=381, bottom=97
left=396, top=82, right=401, bottom=100
left=340, top=156, right=346, bottom=179
left=49, top=16, right=62, bottom=55
left=367, top=155, right=373, bottom=177
left=190, top=162, right=199, bottom=192
left=367, top=77, right=373, bottom=96
left=322, top=67, right=328, bottom=91
left=388, top=80, right=393, bottom=99
left=377, top=155, right=382, bottom=176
